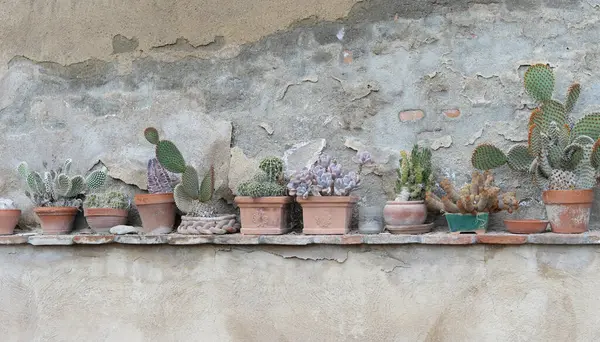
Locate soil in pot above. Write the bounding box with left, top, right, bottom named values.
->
left=84, top=208, right=128, bottom=234
left=445, top=212, right=489, bottom=234
left=504, top=219, right=548, bottom=234
left=235, top=196, right=292, bottom=235
left=296, top=196, right=358, bottom=235
left=0, top=209, right=21, bottom=235
left=542, top=190, right=594, bottom=234
left=34, top=207, right=79, bottom=234
left=383, top=201, right=427, bottom=226
left=134, top=193, right=176, bottom=234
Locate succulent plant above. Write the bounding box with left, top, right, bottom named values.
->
left=471, top=64, right=600, bottom=190
left=144, top=127, right=215, bottom=217
left=147, top=158, right=178, bottom=194
left=287, top=151, right=371, bottom=199
left=84, top=192, right=130, bottom=210
left=425, top=171, right=519, bottom=214
left=395, top=144, right=433, bottom=201
left=0, top=198, right=16, bottom=210
left=17, top=159, right=107, bottom=207
left=237, top=157, right=287, bottom=197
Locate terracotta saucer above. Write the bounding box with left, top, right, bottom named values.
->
left=504, top=219, right=549, bottom=234
left=386, top=222, right=434, bottom=235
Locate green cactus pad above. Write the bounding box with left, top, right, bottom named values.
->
left=565, top=83, right=581, bottom=114
left=571, top=113, right=600, bottom=142
left=55, top=174, right=72, bottom=196
left=528, top=124, right=542, bottom=156
left=506, top=145, right=534, bottom=171
left=86, top=169, right=107, bottom=190
left=199, top=165, right=214, bottom=202
left=63, top=159, right=72, bottom=175
left=144, top=127, right=160, bottom=145
left=181, top=165, right=200, bottom=200
left=17, top=162, right=29, bottom=178
left=539, top=100, right=566, bottom=131
left=27, top=172, right=44, bottom=194
left=528, top=108, right=542, bottom=130
left=524, top=64, right=555, bottom=103
left=471, top=144, right=507, bottom=170
left=591, top=138, right=600, bottom=169
left=173, top=183, right=196, bottom=214
left=156, top=140, right=187, bottom=173
left=67, top=175, right=86, bottom=197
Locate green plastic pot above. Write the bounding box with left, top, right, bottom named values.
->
left=445, top=213, right=489, bottom=233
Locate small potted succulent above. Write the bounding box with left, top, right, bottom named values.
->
left=287, top=152, right=371, bottom=234
left=425, top=171, right=519, bottom=234
left=84, top=191, right=130, bottom=233
left=17, top=159, right=107, bottom=234
left=471, top=64, right=600, bottom=233
left=135, top=128, right=179, bottom=234
left=145, top=127, right=239, bottom=235
left=0, top=198, right=21, bottom=235
left=235, top=157, right=291, bottom=235
left=383, top=144, right=434, bottom=234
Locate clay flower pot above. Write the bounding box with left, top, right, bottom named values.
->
left=235, top=196, right=292, bottom=235
left=445, top=212, right=489, bottom=234
left=504, top=219, right=548, bottom=234
left=84, top=208, right=128, bottom=234
left=34, top=207, right=79, bottom=234
left=383, top=201, right=427, bottom=226
left=0, top=209, right=21, bottom=235
left=296, top=196, right=358, bottom=235
left=542, top=189, right=594, bottom=234
left=134, top=193, right=176, bottom=234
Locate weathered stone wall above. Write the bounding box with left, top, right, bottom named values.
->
left=2, top=244, right=599, bottom=341
left=3, top=0, right=600, bottom=228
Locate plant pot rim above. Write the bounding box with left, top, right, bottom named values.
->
left=235, top=196, right=292, bottom=204
left=542, top=189, right=594, bottom=204
left=0, top=209, right=21, bottom=215
left=134, top=192, right=174, bottom=205
left=181, top=214, right=236, bottom=221
left=444, top=212, right=488, bottom=216
left=34, top=206, right=79, bottom=214
left=296, top=196, right=359, bottom=203
left=385, top=200, right=425, bottom=205
left=84, top=208, right=129, bottom=217
left=504, top=219, right=549, bottom=223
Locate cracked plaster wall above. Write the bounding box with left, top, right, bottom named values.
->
left=1, top=244, right=600, bottom=341
left=3, top=0, right=600, bottom=228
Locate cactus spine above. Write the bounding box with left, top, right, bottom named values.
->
left=237, top=157, right=287, bottom=197
left=395, top=144, right=433, bottom=201
left=471, top=64, right=600, bottom=190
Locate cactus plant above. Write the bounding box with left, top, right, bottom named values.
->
left=144, top=127, right=216, bottom=217
left=425, top=171, right=519, bottom=214
left=147, top=158, right=178, bottom=194
left=17, top=159, right=107, bottom=207
left=471, top=64, right=600, bottom=190
left=237, top=157, right=287, bottom=197
left=395, top=144, right=433, bottom=201
left=84, top=192, right=130, bottom=210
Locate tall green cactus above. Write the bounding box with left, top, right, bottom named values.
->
left=472, top=63, right=600, bottom=190
left=395, top=144, right=433, bottom=201
left=144, top=127, right=215, bottom=216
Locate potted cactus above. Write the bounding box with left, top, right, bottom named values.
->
left=384, top=144, right=434, bottom=234
left=0, top=198, right=21, bottom=235
left=426, top=171, right=519, bottom=233
left=471, top=64, right=600, bottom=233
left=235, top=157, right=291, bottom=235
left=84, top=192, right=130, bottom=233
left=287, top=152, right=371, bottom=234
left=17, top=159, right=107, bottom=234
left=144, top=127, right=239, bottom=235
left=135, top=128, right=179, bottom=234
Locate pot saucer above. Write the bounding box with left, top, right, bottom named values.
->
left=386, top=222, right=434, bottom=234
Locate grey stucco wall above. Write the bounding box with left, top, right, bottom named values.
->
left=1, top=244, right=599, bottom=341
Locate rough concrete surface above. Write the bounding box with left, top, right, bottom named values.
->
left=2, top=244, right=600, bottom=341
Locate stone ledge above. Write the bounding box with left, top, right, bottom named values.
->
left=2, top=231, right=600, bottom=246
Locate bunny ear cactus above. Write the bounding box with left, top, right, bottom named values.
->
left=472, top=63, right=600, bottom=190
left=395, top=144, right=433, bottom=201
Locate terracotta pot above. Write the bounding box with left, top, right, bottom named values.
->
left=542, top=189, right=594, bottom=234
left=504, top=219, right=548, bottom=234
left=84, top=208, right=128, bottom=233
left=134, top=193, right=176, bottom=234
left=235, top=196, right=292, bottom=235
left=296, top=196, right=358, bottom=235
left=383, top=201, right=427, bottom=226
left=0, top=209, right=21, bottom=235
left=34, top=207, right=79, bottom=234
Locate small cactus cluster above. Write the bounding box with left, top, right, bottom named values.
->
left=18, top=159, right=107, bottom=207
left=147, top=158, right=178, bottom=194
left=395, top=144, right=433, bottom=201
left=237, top=157, right=287, bottom=197
left=471, top=64, right=600, bottom=190
left=425, top=171, right=519, bottom=214
left=144, top=127, right=215, bottom=216
left=287, top=152, right=371, bottom=199
left=84, top=191, right=130, bottom=210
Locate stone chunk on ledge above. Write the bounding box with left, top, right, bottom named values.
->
left=2, top=231, right=600, bottom=246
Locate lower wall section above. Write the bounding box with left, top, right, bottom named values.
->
left=1, top=244, right=599, bottom=341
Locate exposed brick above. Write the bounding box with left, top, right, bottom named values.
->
left=343, top=50, right=353, bottom=64
left=73, top=235, right=115, bottom=244
left=0, top=235, right=29, bottom=245
left=114, top=235, right=169, bottom=244
left=399, top=110, right=425, bottom=122
left=476, top=233, right=527, bottom=245
left=341, top=235, right=364, bottom=244
left=443, top=109, right=461, bottom=118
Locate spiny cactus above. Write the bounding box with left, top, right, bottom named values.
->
left=237, top=157, right=287, bottom=197
left=144, top=127, right=215, bottom=216
left=84, top=192, right=130, bottom=210
left=395, top=144, right=433, bottom=201
left=287, top=152, right=371, bottom=199
left=18, top=159, right=107, bottom=207
left=258, top=157, right=284, bottom=182
left=471, top=63, right=600, bottom=190
left=425, top=171, right=519, bottom=214
left=147, top=158, right=178, bottom=194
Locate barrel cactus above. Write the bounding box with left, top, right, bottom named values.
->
left=471, top=64, right=600, bottom=190
left=84, top=191, right=130, bottom=210
left=237, top=157, right=287, bottom=197
left=395, top=144, right=433, bottom=201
